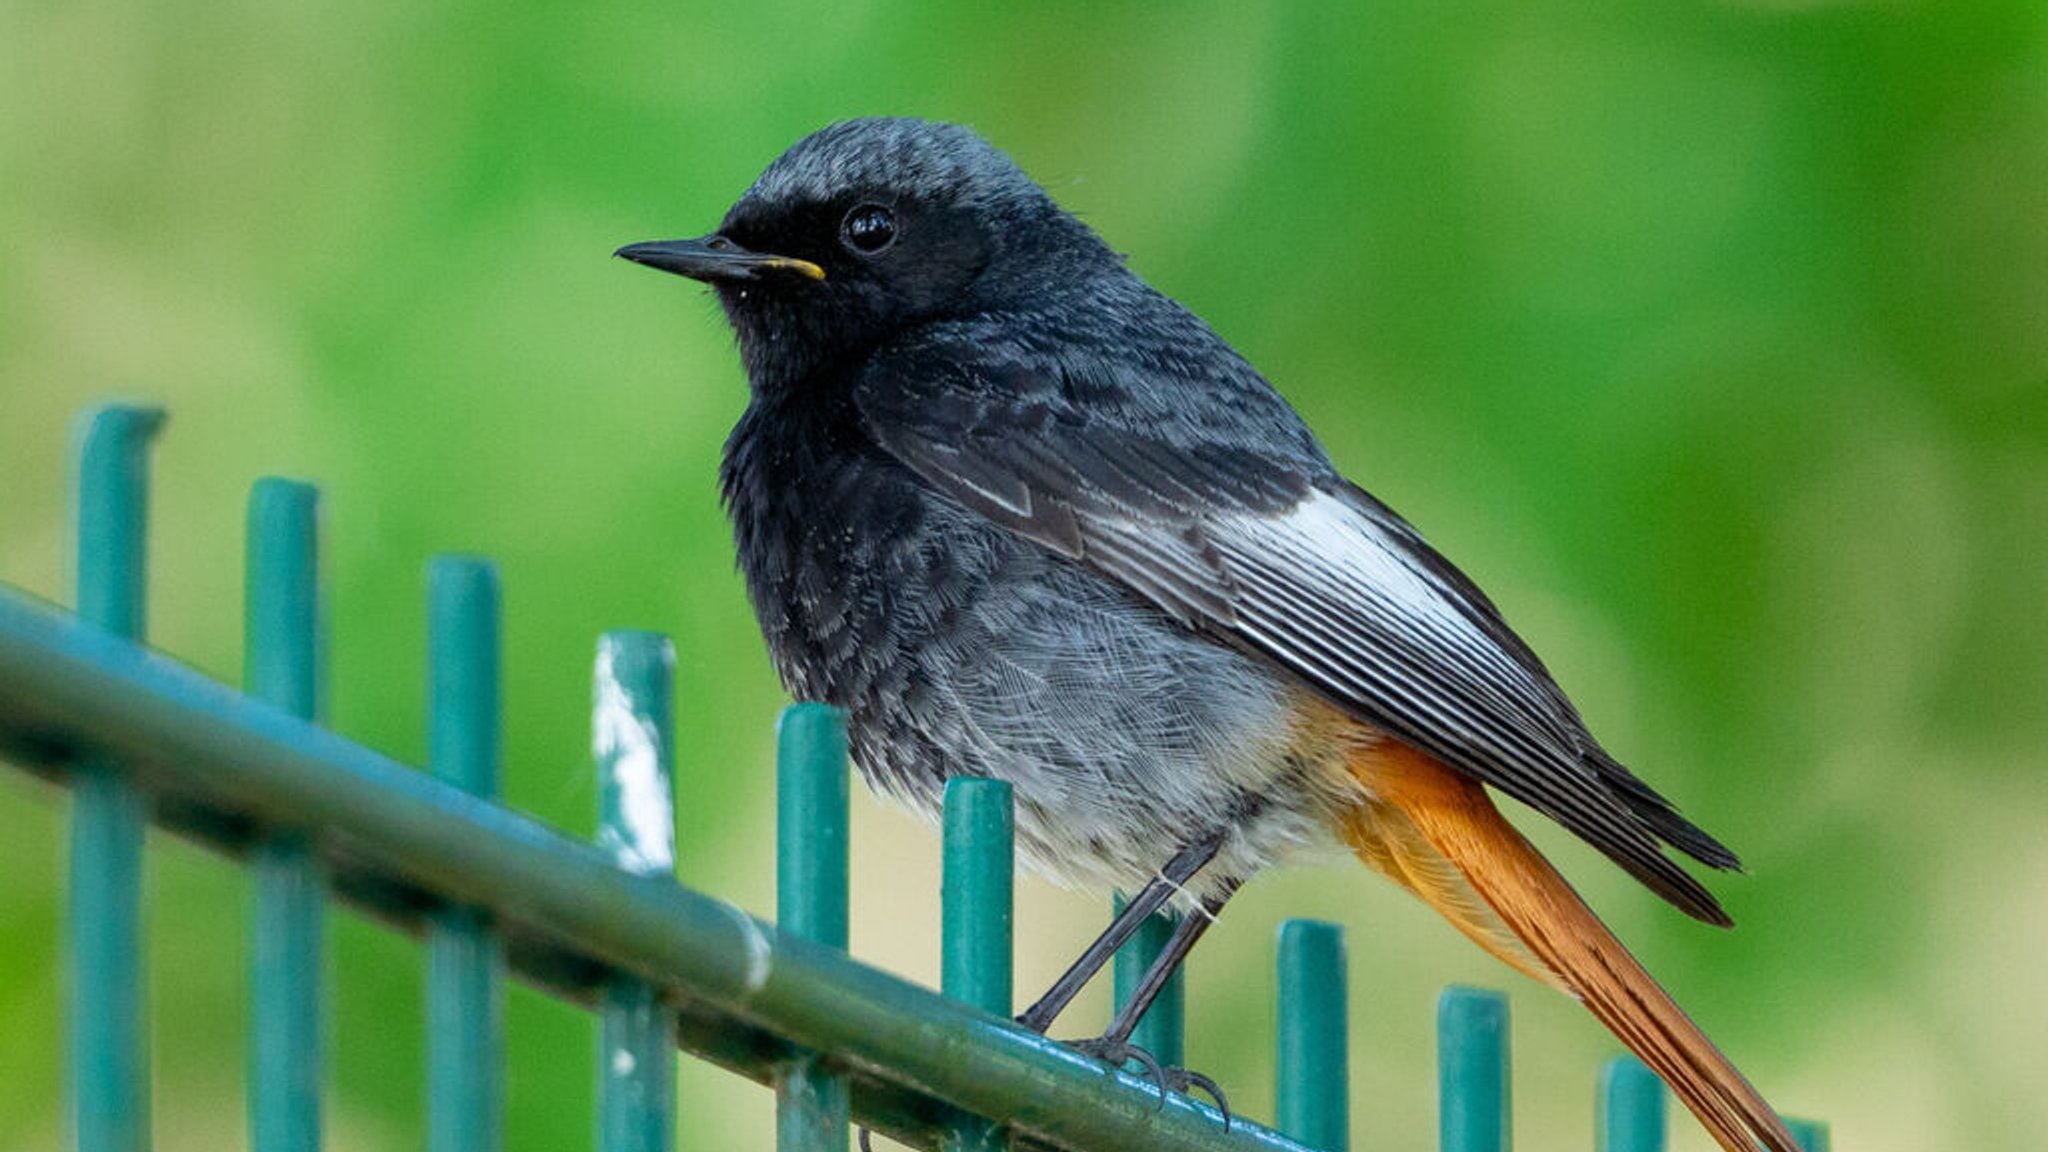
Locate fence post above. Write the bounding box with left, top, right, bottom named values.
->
left=595, top=631, right=679, bottom=1152
left=67, top=403, right=162, bottom=1152
left=1786, top=1119, right=1830, bottom=1152
left=427, top=558, right=505, bottom=1152
left=941, top=778, right=1014, bottom=1152
left=1597, top=1057, right=1663, bottom=1152
left=776, top=703, right=850, bottom=1152
left=1439, top=986, right=1510, bottom=1152
left=247, top=479, right=326, bottom=1152
left=1276, top=919, right=1348, bottom=1152
left=1113, top=904, right=1186, bottom=1069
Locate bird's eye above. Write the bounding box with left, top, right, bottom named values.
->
left=840, top=204, right=897, bottom=254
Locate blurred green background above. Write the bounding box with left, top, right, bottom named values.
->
left=3, top=2, right=2044, bottom=1150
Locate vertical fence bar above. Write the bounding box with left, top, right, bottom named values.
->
left=1596, top=1057, right=1663, bottom=1152
left=1786, top=1119, right=1829, bottom=1152
left=247, top=479, right=325, bottom=1152
left=426, top=558, right=504, bottom=1152
left=1276, top=920, right=1348, bottom=1152
left=941, top=778, right=1014, bottom=1152
left=1112, top=904, right=1185, bottom=1068
left=1439, top=986, right=1509, bottom=1152
left=595, top=631, right=678, bottom=1152
left=67, top=403, right=163, bottom=1152
left=776, top=703, right=850, bottom=1152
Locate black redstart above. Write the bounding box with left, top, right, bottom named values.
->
left=619, top=118, right=1798, bottom=1152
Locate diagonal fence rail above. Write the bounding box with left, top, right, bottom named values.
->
left=0, top=405, right=1829, bottom=1152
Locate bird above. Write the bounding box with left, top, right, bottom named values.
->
left=617, top=117, right=1800, bottom=1152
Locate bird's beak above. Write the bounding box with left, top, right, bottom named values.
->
left=614, top=235, right=826, bottom=283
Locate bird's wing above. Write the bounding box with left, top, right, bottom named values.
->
left=855, top=330, right=1736, bottom=923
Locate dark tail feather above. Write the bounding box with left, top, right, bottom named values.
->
left=1590, top=749, right=1744, bottom=872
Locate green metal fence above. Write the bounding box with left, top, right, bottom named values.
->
left=0, top=405, right=1831, bottom=1152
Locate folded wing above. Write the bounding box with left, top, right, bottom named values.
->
left=855, top=327, right=1737, bottom=922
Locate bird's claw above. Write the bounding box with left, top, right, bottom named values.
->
left=1065, top=1037, right=1232, bottom=1129
left=1069, top=1035, right=1165, bottom=1103
left=1169, top=1067, right=1231, bottom=1126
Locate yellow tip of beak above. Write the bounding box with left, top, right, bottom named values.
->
left=768, top=257, right=827, bottom=281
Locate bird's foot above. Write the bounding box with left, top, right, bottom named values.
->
left=1065, top=1036, right=1231, bottom=1127
left=856, top=1051, right=1229, bottom=1152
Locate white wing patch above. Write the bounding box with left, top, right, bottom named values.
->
left=1231, top=491, right=1451, bottom=628
left=1212, top=490, right=1578, bottom=759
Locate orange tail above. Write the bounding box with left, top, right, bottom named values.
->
left=1343, top=740, right=1800, bottom=1152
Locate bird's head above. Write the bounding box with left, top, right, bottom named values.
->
left=618, top=118, right=1115, bottom=392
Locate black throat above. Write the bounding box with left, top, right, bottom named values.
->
left=717, top=377, right=931, bottom=707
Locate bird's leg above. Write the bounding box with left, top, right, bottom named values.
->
left=863, top=837, right=1228, bottom=1152
left=1095, top=888, right=1230, bottom=1052
left=1015, top=831, right=1224, bottom=1034
left=1071, top=879, right=1241, bottom=1120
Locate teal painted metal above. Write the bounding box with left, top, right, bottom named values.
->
left=1596, top=1057, right=1663, bottom=1152
left=1112, top=903, right=1185, bottom=1068
left=1787, top=1118, right=1830, bottom=1152
left=777, top=703, right=851, bottom=1152
left=66, top=758, right=151, bottom=1152
left=245, top=480, right=323, bottom=719
left=0, top=591, right=1321, bottom=1151
left=246, top=479, right=327, bottom=1152
left=425, top=558, right=505, bottom=1152
left=942, top=778, right=1013, bottom=1014
left=1, top=571, right=1844, bottom=1152
left=1275, top=920, right=1347, bottom=1152
left=595, top=631, right=679, bottom=1152
left=66, top=403, right=161, bottom=1152
left=942, top=778, right=1015, bottom=1152
left=72, top=405, right=161, bottom=638
left=1439, top=986, right=1510, bottom=1152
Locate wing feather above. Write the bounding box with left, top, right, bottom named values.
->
left=856, top=329, right=1738, bottom=921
